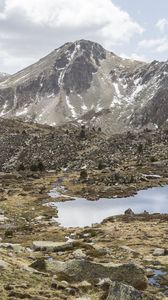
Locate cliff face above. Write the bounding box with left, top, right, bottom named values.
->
left=0, top=40, right=168, bottom=133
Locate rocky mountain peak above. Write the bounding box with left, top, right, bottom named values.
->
left=0, top=40, right=168, bottom=133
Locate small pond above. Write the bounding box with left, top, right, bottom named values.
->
left=49, top=185, right=168, bottom=228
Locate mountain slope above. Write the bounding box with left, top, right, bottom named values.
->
left=0, top=40, right=168, bottom=133
left=0, top=72, right=9, bottom=82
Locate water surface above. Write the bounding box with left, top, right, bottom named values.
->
left=49, top=185, right=168, bottom=228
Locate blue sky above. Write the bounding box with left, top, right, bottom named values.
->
left=112, top=0, right=168, bottom=61
left=0, top=0, right=168, bottom=73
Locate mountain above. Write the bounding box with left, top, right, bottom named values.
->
left=0, top=72, right=9, bottom=83
left=0, top=39, right=168, bottom=133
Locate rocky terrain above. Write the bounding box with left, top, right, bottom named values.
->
left=1, top=40, right=168, bottom=133
left=0, top=73, right=9, bottom=83
left=0, top=35, right=168, bottom=300
left=1, top=117, right=168, bottom=191
left=0, top=170, right=168, bottom=300
left=0, top=117, right=167, bottom=299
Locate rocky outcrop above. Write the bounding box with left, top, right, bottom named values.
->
left=0, top=73, right=9, bottom=83
left=106, top=282, right=155, bottom=300
left=41, top=259, right=148, bottom=290
left=1, top=117, right=168, bottom=173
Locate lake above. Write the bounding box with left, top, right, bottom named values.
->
left=49, top=185, right=168, bottom=228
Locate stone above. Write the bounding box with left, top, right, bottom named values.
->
left=32, top=241, right=74, bottom=252
left=21, top=266, right=40, bottom=273
left=0, top=243, right=24, bottom=252
left=34, top=216, right=45, bottom=221
left=106, top=281, right=155, bottom=300
left=0, top=215, right=8, bottom=223
left=0, top=260, right=9, bottom=270
left=43, top=259, right=147, bottom=290
left=146, top=268, right=155, bottom=277
left=51, top=280, right=69, bottom=290
left=73, top=281, right=92, bottom=289
left=73, top=249, right=86, bottom=258
left=153, top=248, right=166, bottom=256
left=97, top=278, right=112, bottom=291
left=124, top=208, right=134, bottom=216
left=121, top=246, right=138, bottom=254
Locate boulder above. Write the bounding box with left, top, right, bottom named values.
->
left=43, top=259, right=148, bottom=290
left=32, top=241, right=74, bottom=252
left=73, top=249, right=86, bottom=259
left=0, top=260, right=9, bottom=270
left=0, top=243, right=24, bottom=252
left=124, top=208, right=134, bottom=216
left=153, top=248, right=166, bottom=256
left=106, top=281, right=155, bottom=300
left=0, top=215, right=8, bottom=223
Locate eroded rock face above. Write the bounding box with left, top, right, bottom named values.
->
left=106, top=281, right=155, bottom=300
left=43, top=259, right=148, bottom=290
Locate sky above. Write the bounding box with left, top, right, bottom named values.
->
left=0, top=0, right=168, bottom=74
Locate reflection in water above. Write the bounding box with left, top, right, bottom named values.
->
left=49, top=186, right=168, bottom=228
left=148, top=269, right=167, bottom=287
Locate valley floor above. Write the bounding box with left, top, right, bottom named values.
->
left=0, top=171, right=168, bottom=299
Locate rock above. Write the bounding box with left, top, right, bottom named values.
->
left=32, top=241, right=74, bottom=252
left=124, top=208, right=134, bottom=216
left=73, top=249, right=86, bottom=259
left=97, top=278, right=112, bottom=291
left=73, top=281, right=92, bottom=289
left=51, top=280, right=69, bottom=290
left=0, top=260, right=9, bottom=270
left=146, top=268, right=155, bottom=277
left=21, top=266, right=41, bottom=273
left=0, top=243, right=24, bottom=252
left=106, top=281, right=155, bottom=300
left=34, top=216, right=45, bottom=221
left=43, top=259, right=147, bottom=290
left=153, top=248, right=166, bottom=256
left=0, top=215, right=8, bottom=223
left=121, top=246, right=139, bottom=254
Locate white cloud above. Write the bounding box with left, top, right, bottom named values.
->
left=120, top=53, right=148, bottom=62
left=0, top=0, right=143, bottom=73
left=156, top=18, right=168, bottom=34
left=139, top=37, right=168, bottom=53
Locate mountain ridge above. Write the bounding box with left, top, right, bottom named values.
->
left=0, top=39, right=168, bottom=133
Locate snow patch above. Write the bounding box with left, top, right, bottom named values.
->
left=47, top=93, right=55, bottom=99
left=134, top=77, right=142, bottom=85
left=0, top=102, right=8, bottom=116
left=77, top=94, right=88, bottom=112
left=96, top=103, right=103, bottom=112
left=66, top=96, right=77, bottom=118
left=113, top=83, right=122, bottom=98
left=131, top=84, right=144, bottom=100
left=15, top=107, right=28, bottom=116
left=58, top=70, right=65, bottom=88
left=110, top=96, right=121, bottom=108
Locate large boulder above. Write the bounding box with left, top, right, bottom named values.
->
left=43, top=259, right=148, bottom=290
left=106, top=281, right=155, bottom=300
left=32, top=241, right=74, bottom=252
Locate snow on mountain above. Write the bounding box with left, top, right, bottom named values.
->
left=0, top=40, right=168, bottom=133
